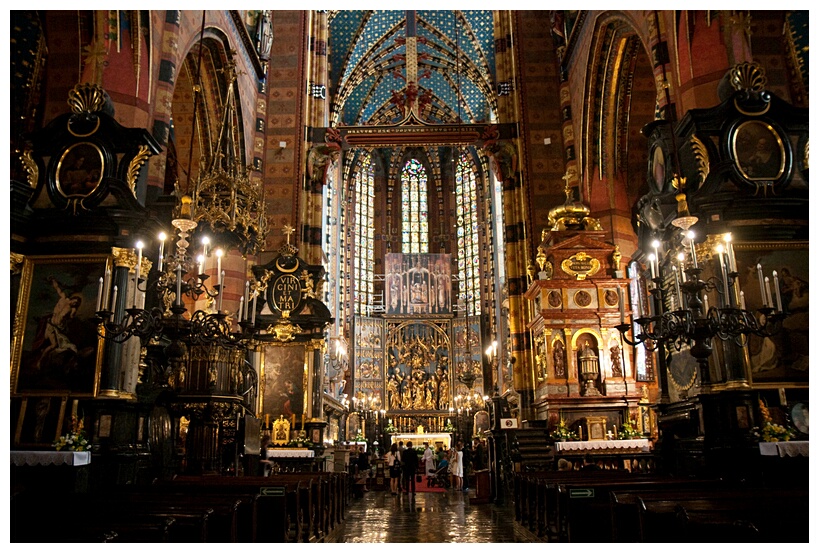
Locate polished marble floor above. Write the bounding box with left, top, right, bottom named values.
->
left=335, top=488, right=532, bottom=543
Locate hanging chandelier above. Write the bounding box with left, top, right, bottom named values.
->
left=191, top=54, right=268, bottom=257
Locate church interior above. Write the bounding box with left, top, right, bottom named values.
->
left=8, top=9, right=809, bottom=543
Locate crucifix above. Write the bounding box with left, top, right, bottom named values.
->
left=283, top=224, right=295, bottom=245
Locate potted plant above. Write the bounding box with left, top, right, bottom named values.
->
left=550, top=418, right=578, bottom=442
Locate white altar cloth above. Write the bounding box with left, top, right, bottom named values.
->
left=390, top=432, right=451, bottom=449
left=11, top=450, right=91, bottom=466
left=554, top=438, right=652, bottom=452
left=265, top=448, right=315, bottom=458
left=758, top=441, right=809, bottom=457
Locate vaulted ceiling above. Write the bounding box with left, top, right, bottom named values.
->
left=327, top=10, right=496, bottom=126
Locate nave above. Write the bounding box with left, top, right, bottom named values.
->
left=334, top=489, right=528, bottom=543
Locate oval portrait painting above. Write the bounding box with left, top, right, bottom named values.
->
left=732, top=120, right=785, bottom=181
left=56, top=142, right=104, bottom=197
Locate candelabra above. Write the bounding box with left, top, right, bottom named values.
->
left=94, top=196, right=260, bottom=346
left=616, top=230, right=787, bottom=382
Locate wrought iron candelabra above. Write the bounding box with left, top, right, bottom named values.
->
left=94, top=199, right=259, bottom=347
left=615, top=232, right=787, bottom=377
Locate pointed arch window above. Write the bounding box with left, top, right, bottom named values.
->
left=456, top=152, right=481, bottom=316
left=354, top=152, right=375, bottom=315
left=401, top=158, right=428, bottom=254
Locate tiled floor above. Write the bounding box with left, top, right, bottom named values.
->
left=334, top=488, right=531, bottom=543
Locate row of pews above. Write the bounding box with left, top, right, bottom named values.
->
left=513, top=470, right=809, bottom=542
left=12, top=472, right=350, bottom=543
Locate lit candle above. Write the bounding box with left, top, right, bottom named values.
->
left=238, top=296, right=244, bottom=322
left=158, top=232, right=166, bottom=272
left=772, top=271, right=783, bottom=312
left=134, top=241, right=143, bottom=307
left=201, top=236, right=210, bottom=267
left=677, top=253, right=686, bottom=283
left=757, top=264, right=766, bottom=306
left=197, top=254, right=204, bottom=277
left=651, top=240, right=660, bottom=275
left=764, top=277, right=773, bottom=309
left=96, top=277, right=104, bottom=312
left=687, top=231, right=698, bottom=268
left=724, top=233, right=736, bottom=273
left=618, top=287, right=625, bottom=324
left=648, top=253, right=657, bottom=279
left=216, top=249, right=223, bottom=287
left=740, top=291, right=747, bottom=310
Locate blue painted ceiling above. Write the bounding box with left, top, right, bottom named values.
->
left=328, top=10, right=496, bottom=126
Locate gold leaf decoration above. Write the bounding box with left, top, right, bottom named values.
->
left=690, top=135, right=710, bottom=186
left=67, top=83, right=107, bottom=114
left=730, top=62, right=767, bottom=92
left=20, top=149, right=38, bottom=188
left=127, top=145, right=151, bottom=196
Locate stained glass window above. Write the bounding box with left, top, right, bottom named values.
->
left=456, top=152, right=481, bottom=316
left=354, top=152, right=375, bottom=315
left=401, top=159, right=428, bottom=254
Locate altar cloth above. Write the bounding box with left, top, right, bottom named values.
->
left=11, top=451, right=91, bottom=466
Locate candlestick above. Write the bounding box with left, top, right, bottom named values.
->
left=757, top=264, right=766, bottom=306
left=134, top=242, right=143, bottom=307
left=201, top=236, right=210, bottom=266
left=618, top=287, right=625, bottom=324
left=716, top=246, right=730, bottom=306
left=72, top=399, right=79, bottom=418
left=703, top=294, right=709, bottom=313
left=197, top=254, right=204, bottom=277
left=672, top=265, right=683, bottom=309
left=238, top=296, right=244, bottom=322
left=216, top=249, right=223, bottom=287
left=218, top=271, right=225, bottom=312
left=764, top=277, right=773, bottom=309
left=110, top=285, right=118, bottom=322
left=648, top=253, right=657, bottom=279
left=96, top=277, right=104, bottom=312
left=677, top=253, right=687, bottom=283
left=772, top=271, right=783, bottom=312
left=244, top=281, right=250, bottom=318
left=740, top=291, right=746, bottom=310
left=651, top=239, right=660, bottom=275
left=176, top=265, right=183, bottom=306
left=687, top=231, right=698, bottom=268
left=251, top=292, right=258, bottom=325
left=158, top=232, right=166, bottom=272
left=102, top=268, right=111, bottom=310
left=265, top=414, right=270, bottom=428
left=724, top=234, right=737, bottom=272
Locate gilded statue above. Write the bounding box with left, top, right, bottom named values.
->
left=437, top=367, right=450, bottom=409
left=387, top=371, right=401, bottom=410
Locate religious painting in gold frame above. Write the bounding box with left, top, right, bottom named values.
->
left=11, top=254, right=109, bottom=396
left=13, top=395, right=68, bottom=448
left=261, top=343, right=307, bottom=428
left=731, top=120, right=786, bottom=182
left=55, top=142, right=105, bottom=198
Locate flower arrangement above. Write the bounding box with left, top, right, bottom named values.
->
left=384, top=420, right=398, bottom=434
left=443, top=419, right=456, bottom=433
left=286, top=432, right=314, bottom=448
left=618, top=418, right=642, bottom=439
left=550, top=418, right=578, bottom=442
left=757, top=399, right=795, bottom=442
left=352, top=430, right=365, bottom=442
left=53, top=414, right=89, bottom=452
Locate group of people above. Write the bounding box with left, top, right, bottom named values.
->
left=385, top=437, right=487, bottom=494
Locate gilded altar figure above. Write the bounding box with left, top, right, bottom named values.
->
left=424, top=379, right=435, bottom=409
left=413, top=372, right=426, bottom=409
left=401, top=385, right=412, bottom=409
left=387, top=371, right=401, bottom=411
left=437, top=367, right=450, bottom=409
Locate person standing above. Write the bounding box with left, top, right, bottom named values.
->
left=449, top=442, right=463, bottom=491
left=472, top=437, right=486, bottom=471
left=387, top=442, right=401, bottom=495
left=402, top=441, right=419, bottom=495
left=422, top=442, right=435, bottom=484
left=397, top=441, right=406, bottom=492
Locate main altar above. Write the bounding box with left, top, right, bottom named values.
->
left=389, top=432, right=452, bottom=449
